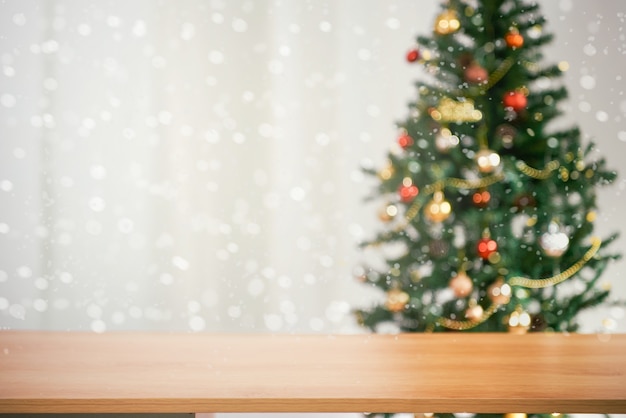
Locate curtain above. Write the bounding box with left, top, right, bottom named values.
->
left=0, top=0, right=624, bottom=336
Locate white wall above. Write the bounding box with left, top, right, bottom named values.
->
left=0, top=1, right=624, bottom=337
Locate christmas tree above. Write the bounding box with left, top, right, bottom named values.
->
left=356, top=0, right=620, bottom=346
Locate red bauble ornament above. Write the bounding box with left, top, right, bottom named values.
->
left=503, top=90, right=527, bottom=112
left=406, top=48, right=420, bottom=63
left=505, top=31, right=524, bottom=48
left=464, top=63, right=489, bottom=84
left=472, top=190, right=491, bottom=207
left=397, top=132, right=414, bottom=149
left=398, top=184, right=419, bottom=202
left=477, top=237, right=497, bottom=259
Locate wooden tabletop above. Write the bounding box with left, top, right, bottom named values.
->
left=0, top=331, right=625, bottom=414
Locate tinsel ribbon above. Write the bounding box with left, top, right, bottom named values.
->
left=484, top=57, right=515, bottom=90
left=515, top=160, right=560, bottom=179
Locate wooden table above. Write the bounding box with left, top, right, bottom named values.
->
left=1, top=332, right=625, bottom=415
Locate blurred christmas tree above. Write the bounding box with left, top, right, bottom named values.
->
left=356, top=0, right=621, bottom=355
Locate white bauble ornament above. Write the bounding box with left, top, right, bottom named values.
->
left=540, top=221, right=570, bottom=257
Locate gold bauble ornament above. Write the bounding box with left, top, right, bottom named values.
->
left=409, top=269, right=421, bottom=283
left=385, top=289, right=410, bottom=313
left=434, top=9, right=461, bottom=35
left=449, top=271, right=473, bottom=298
left=475, top=149, right=501, bottom=173
left=424, top=191, right=452, bottom=223
left=487, top=277, right=511, bottom=305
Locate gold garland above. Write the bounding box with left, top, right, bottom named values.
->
left=443, top=173, right=504, bottom=190
left=436, top=303, right=500, bottom=330
left=508, top=237, right=602, bottom=288
left=515, top=160, right=560, bottom=179
left=484, top=57, right=515, bottom=90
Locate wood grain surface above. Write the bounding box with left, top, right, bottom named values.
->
left=0, top=331, right=624, bottom=414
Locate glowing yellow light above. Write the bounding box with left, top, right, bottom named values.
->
left=434, top=10, right=461, bottom=35
left=379, top=166, right=393, bottom=180
left=434, top=97, right=482, bottom=123
left=476, top=149, right=501, bottom=173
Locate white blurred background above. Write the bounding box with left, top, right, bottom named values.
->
left=0, top=0, right=624, bottom=341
